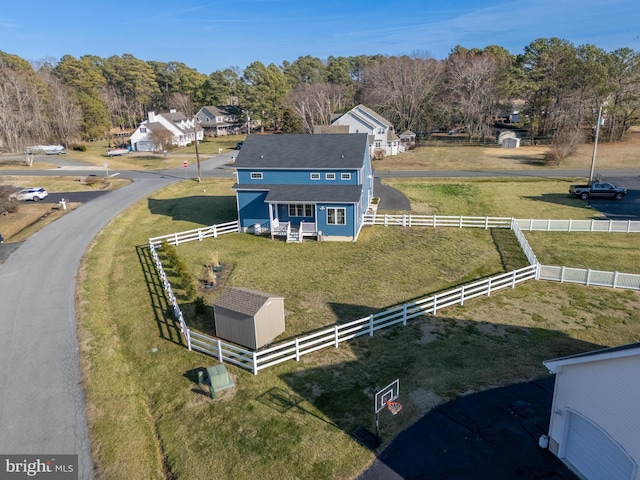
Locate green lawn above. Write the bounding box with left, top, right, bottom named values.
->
left=79, top=177, right=640, bottom=479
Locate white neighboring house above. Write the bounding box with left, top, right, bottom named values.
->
left=330, top=104, right=400, bottom=158
left=130, top=110, right=203, bottom=152
left=543, top=343, right=640, bottom=480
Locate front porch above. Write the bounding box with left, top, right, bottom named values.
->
left=271, top=221, right=318, bottom=243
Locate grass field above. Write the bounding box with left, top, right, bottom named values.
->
left=78, top=177, right=640, bottom=479
left=0, top=135, right=245, bottom=171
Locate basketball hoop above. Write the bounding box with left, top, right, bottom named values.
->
left=386, top=401, right=402, bottom=416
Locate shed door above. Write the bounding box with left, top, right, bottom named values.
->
left=563, top=411, right=636, bottom=480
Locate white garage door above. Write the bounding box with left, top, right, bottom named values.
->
left=563, top=412, right=636, bottom=480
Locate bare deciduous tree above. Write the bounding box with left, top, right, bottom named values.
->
left=360, top=54, right=444, bottom=132
left=441, top=52, right=501, bottom=139
left=284, top=83, right=352, bottom=133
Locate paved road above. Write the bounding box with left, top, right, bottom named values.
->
left=0, top=154, right=231, bottom=479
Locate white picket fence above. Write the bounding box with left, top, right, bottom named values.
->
left=515, top=218, right=640, bottom=233
left=147, top=214, right=640, bottom=375
left=365, top=214, right=512, bottom=229
left=149, top=220, right=239, bottom=247
left=538, top=265, right=640, bottom=289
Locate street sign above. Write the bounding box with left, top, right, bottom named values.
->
left=183, top=160, right=188, bottom=168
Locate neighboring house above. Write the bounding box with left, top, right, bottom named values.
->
left=329, top=104, right=400, bottom=157
left=232, top=133, right=374, bottom=242
left=195, top=105, right=244, bottom=136
left=130, top=110, right=203, bottom=152
left=543, top=343, right=640, bottom=480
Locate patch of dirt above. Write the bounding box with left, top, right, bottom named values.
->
left=197, top=262, right=233, bottom=295
left=408, top=388, right=443, bottom=411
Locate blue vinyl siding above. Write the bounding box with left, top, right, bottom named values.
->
left=237, top=190, right=270, bottom=229
left=316, top=203, right=355, bottom=238
left=237, top=168, right=360, bottom=185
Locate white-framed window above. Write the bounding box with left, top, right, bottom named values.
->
left=310, top=173, right=320, bottom=180
left=289, top=204, right=313, bottom=217
left=140, top=127, right=147, bottom=133
left=327, top=207, right=346, bottom=225
left=341, top=173, right=351, bottom=180
left=325, top=173, right=336, bottom=180
left=250, top=172, right=263, bottom=179
left=375, top=142, right=381, bottom=148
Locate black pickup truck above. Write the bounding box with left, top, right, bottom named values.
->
left=569, top=181, right=627, bottom=200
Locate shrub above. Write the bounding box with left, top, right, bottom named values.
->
left=72, top=144, right=87, bottom=152
left=194, top=296, right=207, bottom=315
left=544, top=128, right=585, bottom=166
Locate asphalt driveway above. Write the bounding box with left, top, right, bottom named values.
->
left=359, top=376, right=577, bottom=480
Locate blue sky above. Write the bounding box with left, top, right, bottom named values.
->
left=1, top=0, right=639, bottom=74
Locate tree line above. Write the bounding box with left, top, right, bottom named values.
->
left=1, top=37, right=639, bottom=153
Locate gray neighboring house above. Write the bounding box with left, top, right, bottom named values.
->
left=213, top=287, right=285, bottom=350
left=195, top=105, right=244, bottom=136
left=543, top=342, right=640, bottom=480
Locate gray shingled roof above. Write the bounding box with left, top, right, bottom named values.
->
left=213, top=287, right=282, bottom=317
left=201, top=105, right=241, bottom=117
left=233, top=183, right=363, bottom=203
left=233, top=133, right=368, bottom=169
left=354, top=104, right=393, bottom=127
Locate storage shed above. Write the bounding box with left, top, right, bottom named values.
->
left=502, top=136, right=520, bottom=148
left=543, top=343, right=640, bottom=480
left=213, top=287, right=285, bottom=350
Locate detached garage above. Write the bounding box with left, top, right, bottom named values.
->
left=213, top=287, right=285, bottom=350
left=543, top=343, right=640, bottom=480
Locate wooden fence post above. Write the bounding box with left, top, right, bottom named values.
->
left=217, top=339, right=223, bottom=361
left=369, top=315, right=374, bottom=336
left=402, top=304, right=408, bottom=326
left=334, top=325, right=339, bottom=348
left=295, top=338, right=300, bottom=361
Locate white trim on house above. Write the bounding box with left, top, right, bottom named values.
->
left=544, top=343, right=640, bottom=373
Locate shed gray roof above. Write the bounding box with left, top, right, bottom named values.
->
left=233, top=183, right=363, bottom=203
left=213, top=287, right=283, bottom=317
left=233, top=133, right=368, bottom=169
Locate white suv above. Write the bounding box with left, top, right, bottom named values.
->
left=9, top=187, right=49, bottom=201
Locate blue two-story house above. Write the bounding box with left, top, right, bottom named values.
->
left=233, top=133, right=374, bottom=242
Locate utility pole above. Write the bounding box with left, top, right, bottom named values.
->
left=194, top=118, right=201, bottom=183
left=588, top=104, right=604, bottom=184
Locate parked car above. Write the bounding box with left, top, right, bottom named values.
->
left=569, top=181, right=627, bottom=200
left=0, top=233, right=3, bottom=243
left=9, top=187, right=49, bottom=201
